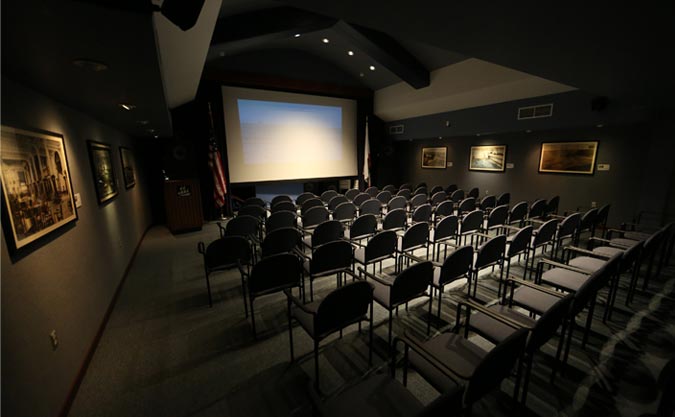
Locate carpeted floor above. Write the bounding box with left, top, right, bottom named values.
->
left=67, top=223, right=675, bottom=417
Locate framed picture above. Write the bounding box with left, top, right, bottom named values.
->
left=119, top=146, right=135, bottom=189
left=0, top=124, right=78, bottom=253
left=539, top=141, right=599, bottom=174
left=421, top=147, right=447, bottom=169
left=469, top=145, right=507, bottom=172
left=87, top=141, right=118, bottom=204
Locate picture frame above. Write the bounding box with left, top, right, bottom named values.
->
left=538, top=141, right=599, bottom=174
left=87, top=140, right=118, bottom=204
left=469, top=145, right=507, bottom=172
left=119, top=146, right=136, bottom=189
left=0, top=124, right=78, bottom=253
left=421, top=147, right=447, bottom=169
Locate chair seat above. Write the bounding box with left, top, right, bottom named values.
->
left=409, top=333, right=485, bottom=391
left=623, top=231, right=650, bottom=240
left=371, top=275, right=396, bottom=307
left=470, top=305, right=536, bottom=344
left=593, top=246, right=624, bottom=257
left=568, top=256, right=605, bottom=272
left=540, top=267, right=587, bottom=292
left=512, top=286, right=560, bottom=316
left=611, top=238, right=637, bottom=247
left=293, top=300, right=321, bottom=337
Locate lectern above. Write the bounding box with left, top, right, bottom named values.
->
left=164, top=179, right=203, bottom=233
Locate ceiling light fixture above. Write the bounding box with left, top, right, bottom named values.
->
left=596, top=123, right=604, bottom=128
left=294, top=33, right=301, bottom=38
left=72, top=59, right=108, bottom=72
left=137, top=120, right=150, bottom=125
left=322, top=38, right=330, bottom=44
left=119, top=103, right=136, bottom=111
left=347, top=50, right=354, bottom=56
left=359, top=72, right=364, bottom=77
left=369, top=65, right=375, bottom=71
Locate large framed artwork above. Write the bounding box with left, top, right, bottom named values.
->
left=119, top=146, right=136, bottom=189
left=87, top=141, right=118, bottom=204
left=469, top=145, right=507, bottom=172
left=539, top=141, right=599, bottom=174
left=421, top=147, right=447, bottom=169
left=0, top=124, right=78, bottom=253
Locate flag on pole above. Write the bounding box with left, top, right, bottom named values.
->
left=208, top=140, right=227, bottom=208
left=363, top=118, right=371, bottom=187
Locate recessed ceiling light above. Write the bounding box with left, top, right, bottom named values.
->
left=369, top=65, right=375, bottom=71
left=154, top=135, right=159, bottom=139
left=359, top=72, right=364, bottom=77
left=347, top=50, right=354, bottom=56
left=137, top=120, right=150, bottom=125
left=322, top=38, right=330, bottom=44
left=525, top=129, right=532, bottom=133
left=596, top=123, right=604, bottom=128
left=72, top=59, right=108, bottom=72
left=294, top=33, right=301, bottom=38
left=119, top=103, right=136, bottom=111
left=219, top=51, right=226, bottom=57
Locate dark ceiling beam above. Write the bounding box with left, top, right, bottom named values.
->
left=333, top=21, right=429, bottom=89
left=211, top=7, right=336, bottom=51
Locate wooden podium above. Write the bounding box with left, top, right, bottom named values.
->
left=164, top=179, right=203, bottom=233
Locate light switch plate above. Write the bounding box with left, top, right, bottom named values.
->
left=597, top=164, right=610, bottom=171
left=74, top=193, right=82, bottom=208
left=447, top=161, right=453, bottom=167
left=506, top=163, right=514, bottom=169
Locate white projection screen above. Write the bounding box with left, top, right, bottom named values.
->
left=222, top=86, right=357, bottom=183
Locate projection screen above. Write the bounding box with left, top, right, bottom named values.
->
left=221, top=86, right=357, bottom=183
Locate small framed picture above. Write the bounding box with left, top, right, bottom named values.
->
left=421, top=147, right=447, bottom=169
left=87, top=141, right=118, bottom=204
left=539, top=141, right=599, bottom=174
left=469, top=145, right=507, bottom=172
left=119, top=146, right=136, bottom=189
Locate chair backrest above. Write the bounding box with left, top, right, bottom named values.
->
left=458, top=197, right=476, bottom=215
left=496, top=192, right=511, bottom=206
left=202, top=235, right=251, bottom=270
left=396, top=188, right=412, bottom=200
left=528, top=199, right=547, bottom=219
left=360, top=198, right=382, bottom=216
left=345, top=188, right=359, bottom=201
left=467, top=187, right=479, bottom=199
left=438, top=245, right=473, bottom=285
left=413, top=186, right=428, bottom=196
left=487, top=205, right=509, bottom=228
left=401, top=222, right=429, bottom=252
left=399, top=182, right=413, bottom=191
left=445, top=184, right=458, bottom=194
left=314, top=281, right=373, bottom=338
left=414, top=182, right=427, bottom=190
left=224, top=215, right=260, bottom=239
left=434, top=215, right=459, bottom=242
left=532, top=219, right=558, bottom=247
left=545, top=196, right=560, bottom=216
left=296, top=192, right=316, bottom=206
left=430, top=185, right=444, bottom=195
left=365, top=230, right=398, bottom=263
left=271, top=195, right=292, bottom=207
left=388, top=195, right=407, bottom=211
left=450, top=189, right=465, bottom=203
left=526, top=293, right=574, bottom=353
left=376, top=190, right=393, bottom=205
left=618, top=240, right=643, bottom=274
left=412, top=204, right=432, bottom=224
left=507, top=226, right=533, bottom=257
left=349, top=214, right=378, bottom=240
left=238, top=204, right=266, bottom=220
left=365, top=186, right=379, bottom=198
left=261, top=227, right=301, bottom=258
left=410, top=193, right=428, bottom=210
left=509, top=201, right=528, bottom=224
left=272, top=200, right=296, bottom=213
left=382, top=208, right=407, bottom=231
left=391, top=261, right=433, bottom=306
left=557, top=212, right=581, bottom=240
left=302, top=206, right=329, bottom=229
left=480, top=195, right=497, bottom=211
left=301, top=197, right=324, bottom=214
left=595, top=204, right=610, bottom=228
left=464, top=327, right=528, bottom=406
left=243, top=196, right=266, bottom=208
left=579, top=208, right=598, bottom=232
left=321, top=190, right=338, bottom=203
left=434, top=200, right=455, bottom=219
left=430, top=191, right=447, bottom=206
left=310, top=240, right=353, bottom=276
left=328, top=195, right=348, bottom=211
left=474, top=234, right=506, bottom=270
left=353, top=192, right=370, bottom=207
left=460, top=210, right=484, bottom=234
left=266, top=210, right=296, bottom=233
left=248, top=253, right=302, bottom=296
left=310, top=220, right=343, bottom=247
left=333, top=201, right=357, bottom=222
left=382, top=184, right=397, bottom=193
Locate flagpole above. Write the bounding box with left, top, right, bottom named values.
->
left=207, top=102, right=230, bottom=219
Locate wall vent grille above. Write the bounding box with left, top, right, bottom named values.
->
left=389, top=124, right=404, bottom=134
left=518, top=103, right=553, bottom=120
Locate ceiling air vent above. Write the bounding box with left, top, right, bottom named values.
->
left=518, top=103, right=553, bottom=120
left=389, top=124, right=404, bottom=135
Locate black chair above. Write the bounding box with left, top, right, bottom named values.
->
left=470, top=234, right=506, bottom=298
left=411, top=203, right=432, bottom=225
left=575, top=208, right=598, bottom=245
left=593, top=204, right=610, bottom=237
left=545, top=195, right=560, bottom=217
left=484, top=204, right=509, bottom=235
left=301, top=206, right=329, bottom=232
left=333, top=201, right=356, bottom=224
left=433, top=200, right=455, bottom=225
left=321, top=189, right=338, bottom=203
left=301, top=197, right=324, bottom=215
left=408, top=193, right=428, bottom=213
left=552, top=212, right=580, bottom=259
left=429, top=191, right=447, bottom=207
left=430, top=215, right=459, bottom=261
left=527, top=199, right=547, bottom=224
left=197, top=236, right=252, bottom=308
left=458, top=210, right=484, bottom=246
left=365, top=186, right=379, bottom=198
left=382, top=184, right=397, bottom=193
left=375, top=190, right=392, bottom=206
left=344, top=188, right=359, bottom=201
left=243, top=196, right=266, bottom=208
left=382, top=208, right=407, bottom=233
left=503, top=226, right=533, bottom=283
left=327, top=195, right=348, bottom=212
left=298, top=240, right=354, bottom=301
left=480, top=195, right=497, bottom=212
left=396, top=188, right=412, bottom=200
left=238, top=204, right=266, bottom=221
left=288, top=280, right=374, bottom=391
left=345, top=214, right=378, bottom=244
left=450, top=189, right=464, bottom=203
left=456, top=197, right=476, bottom=216
left=396, top=222, right=430, bottom=271
left=241, top=253, right=303, bottom=338
left=261, top=227, right=301, bottom=258
left=524, top=218, right=558, bottom=279
left=413, top=186, right=427, bottom=196
left=360, top=198, right=382, bottom=217
left=218, top=215, right=261, bottom=249
left=508, top=201, right=528, bottom=227
left=353, top=192, right=370, bottom=207
left=430, top=185, right=444, bottom=195
left=353, top=230, right=398, bottom=276
left=467, top=187, right=479, bottom=199
left=303, top=220, right=343, bottom=253
left=266, top=210, right=296, bottom=233
left=271, top=195, right=292, bottom=207
left=296, top=192, right=316, bottom=206
left=361, top=260, right=434, bottom=347
left=271, top=200, right=296, bottom=214
left=431, top=245, right=473, bottom=319
left=445, top=183, right=458, bottom=194
left=497, top=192, right=511, bottom=206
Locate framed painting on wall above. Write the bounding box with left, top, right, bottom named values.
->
left=0, top=124, right=78, bottom=253
left=469, top=145, right=507, bottom=172
left=539, top=141, right=599, bottom=174
left=119, top=146, right=135, bottom=189
left=88, top=140, right=118, bottom=204
left=421, top=147, right=447, bottom=169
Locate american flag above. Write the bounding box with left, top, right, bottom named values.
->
left=208, top=140, right=227, bottom=208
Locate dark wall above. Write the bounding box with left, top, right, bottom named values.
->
left=1, top=77, right=153, bottom=417
left=390, top=124, right=647, bottom=226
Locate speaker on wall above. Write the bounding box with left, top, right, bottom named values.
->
left=160, top=0, right=205, bottom=31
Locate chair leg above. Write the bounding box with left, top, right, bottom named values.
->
left=582, top=298, right=596, bottom=348
left=562, top=319, right=575, bottom=376
left=437, top=285, right=443, bottom=320
left=520, top=354, right=534, bottom=405
left=369, top=303, right=374, bottom=365
left=388, top=309, right=393, bottom=350
left=250, top=297, right=257, bottom=339
left=288, top=298, right=294, bottom=361
left=427, top=292, right=432, bottom=335
left=310, top=278, right=314, bottom=302
left=314, top=339, right=320, bottom=391
left=552, top=318, right=568, bottom=383
left=241, top=276, right=249, bottom=318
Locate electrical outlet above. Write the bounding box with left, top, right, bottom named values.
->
left=50, top=330, right=59, bottom=350
left=447, top=161, right=453, bottom=167
left=591, top=201, right=597, bottom=208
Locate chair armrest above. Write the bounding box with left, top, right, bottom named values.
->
left=284, top=289, right=315, bottom=313
left=436, top=240, right=460, bottom=249
left=474, top=232, right=492, bottom=239
left=217, top=222, right=226, bottom=237
left=293, top=247, right=312, bottom=260
left=197, top=241, right=205, bottom=254
left=505, top=277, right=565, bottom=298
left=529, top=218, right=545, bottom=225
left=564, top=245, right=611, bottom=259
left=589, top=236, right=613, bottom=244
left=349, top=239, right=368, bottom=248
left=502, top=224, right=522, bottom=231
left=399, top=252, right=428, bottom=264
left=537, top=258, right=590, bottom=275
left=358, top=267, right=393, bottom=286
left=457, top=298, right=528, bottom=330
left=236, top=260, right=249, bottom=278
left=395, top=331, right=463, bottom=383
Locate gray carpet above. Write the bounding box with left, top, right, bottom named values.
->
left=67, top=223, right=675, bottom=417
